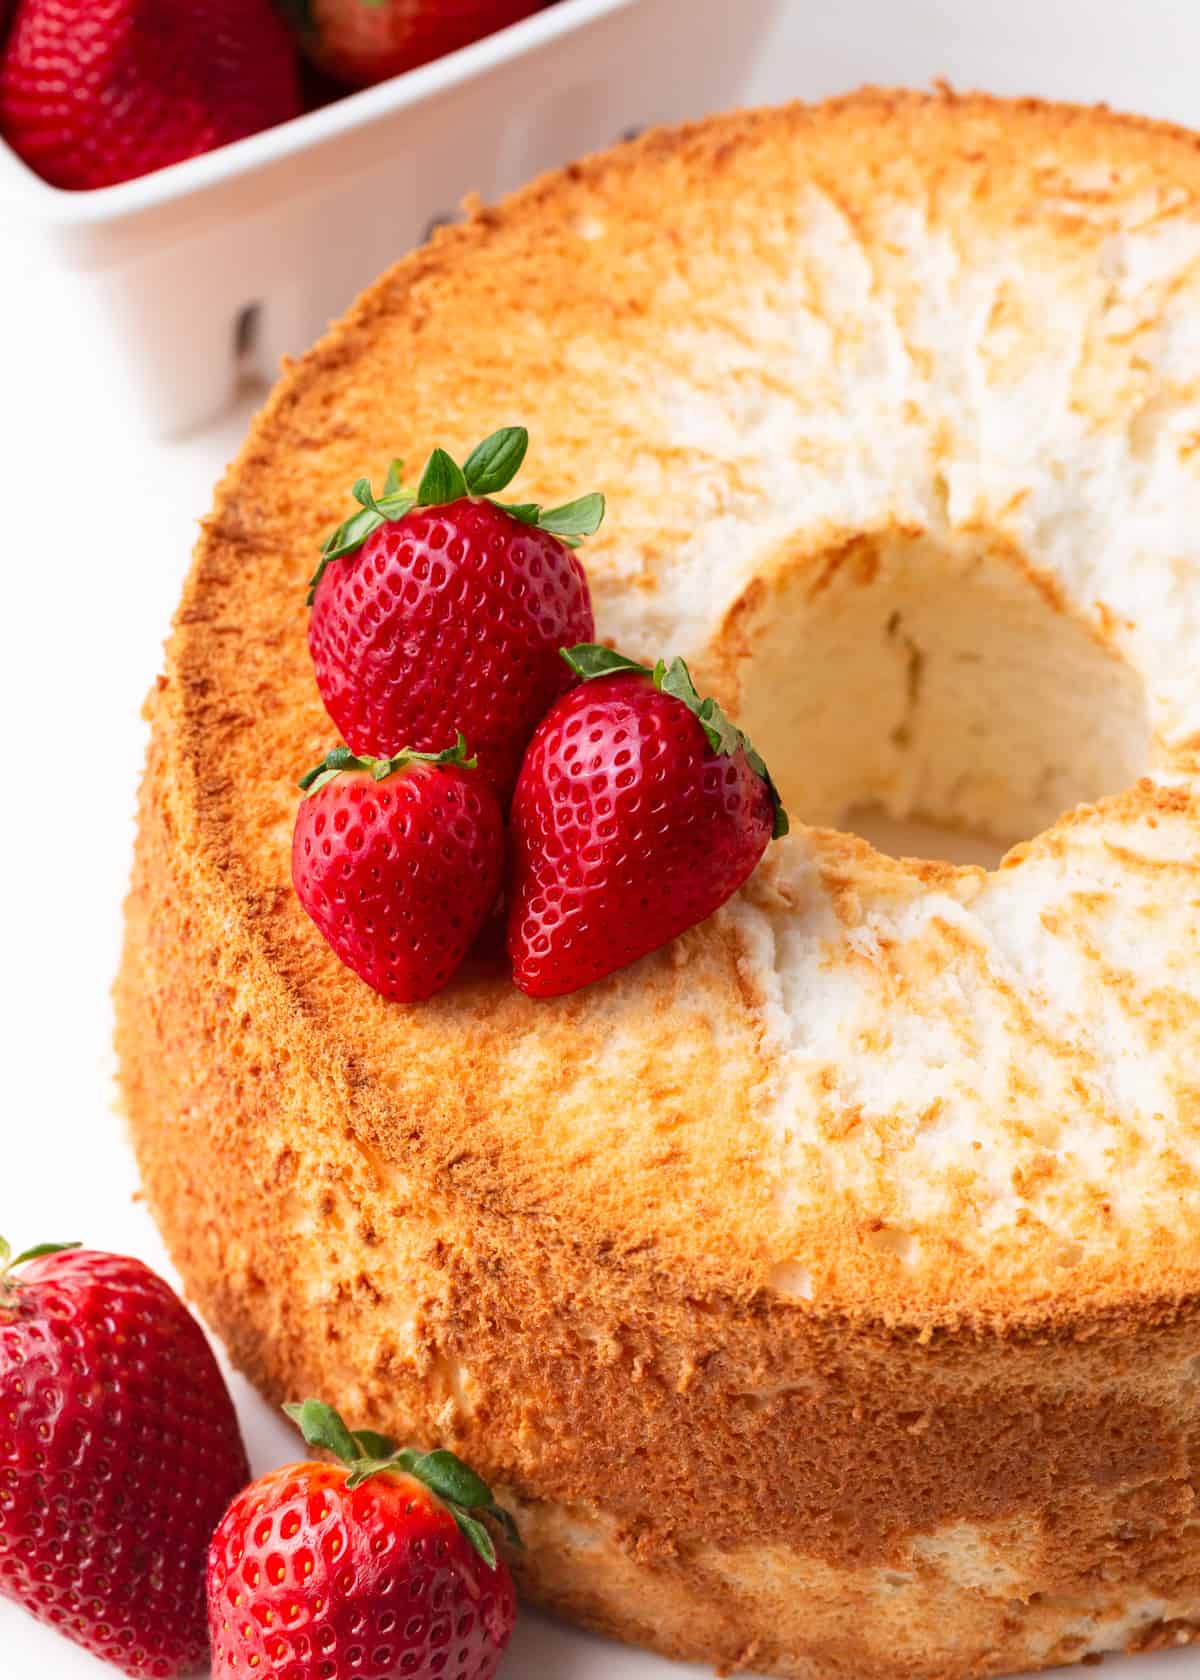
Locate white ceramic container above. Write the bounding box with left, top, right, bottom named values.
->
left=0, top=0, right=783, bottom=434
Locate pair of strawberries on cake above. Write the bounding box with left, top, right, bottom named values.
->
left=296, top=427, right=788, bottom=1001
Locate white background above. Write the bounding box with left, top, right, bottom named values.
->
left=8, top=2, right=1200, bottom=1675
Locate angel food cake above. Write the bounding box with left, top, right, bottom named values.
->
left=117, top=91, right=1200, bottom=1678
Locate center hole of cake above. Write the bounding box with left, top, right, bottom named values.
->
left=734, top=530, right=1151, bottom=867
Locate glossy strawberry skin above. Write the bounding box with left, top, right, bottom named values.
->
left=207, top=1460, right=517, bottom=1680
left=300, top=0, right=543, bottom=88
left=308, top=498, right=594, bottom=806
left=292, top=760, right=504, bottom=1002
left=508, top=672, right=776, bottom=996
left=0, top=1249, right=250, bottom=1678
left=0, top=0, right=301, bottom=191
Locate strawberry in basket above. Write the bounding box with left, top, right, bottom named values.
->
left=279, top=0, right=546, bottom=89
left=0, top=0, right=302, bottom=191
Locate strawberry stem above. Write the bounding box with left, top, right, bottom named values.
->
left=283, top=1399, right=520, bottom=1569
left=418, top=448, right=469, bottom=505
left=462, top=428, right=529, bottom=495
left=560, top=643, right=790, bottom=839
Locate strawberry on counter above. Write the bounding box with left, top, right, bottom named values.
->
left=209, top=1399, right=518, bottom=1680
left=0, top=1236, right=250, bottom=1676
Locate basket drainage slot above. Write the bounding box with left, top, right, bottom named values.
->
left=234, top=302, right=263, bottom=370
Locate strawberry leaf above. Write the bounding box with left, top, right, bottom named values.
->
left=653, top=655, right=702, bottom=713
left=327, top=510, right=380, bottom=551
left=10, top=1241, right=81, bottom=1267
left=396, top=1447, right=520, bottom=1559
left=299, top=736, right=477, bottom=796
left=0, top=1238, right=81, bottom=1285
left=655, top=659, right=743, bottom=756
left=463, top=427, right=529, bottom=496
left=312, top=432, right=604, bottom=600
left=417, top=448, right=469, bottom=506
left=407, top=1450, right=492, bottom=1510
left=308, top=497, right=415, bottom=602
left=353, top=1429, right=396, bottom=1460
left=450, top=1510, right=497, bottom=1570
left=308, top=457, right=417, bottom=602
left=698, top=698, right=743, bottom=757
left=560, top=644, right=648, bottom=682
left=651, top=656, right=788, bottom=834
left=284, top=1399, right=360, bottom=1466
left=744, top=743, right=790, bottom=838
left=298, top=744, right=361, bottom=792
left=537, top=493, right=605, bottom=540
left=280, top=1402, right=519, bottom=1567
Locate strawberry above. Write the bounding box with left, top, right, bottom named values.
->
left=0, top=0, right=301, bottom=192
left=508, top=645, right=789, bottom=997
left=293, top=738, right=505, bottom=1002
left=308, top=427, right=602, bottom=804
left=278, top=0, right=544, bottom=89
left=208, top=1398, right=518, bottom=1680
left=0, top=1237, right=250, bottom=1677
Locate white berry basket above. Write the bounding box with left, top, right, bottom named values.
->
left=0, top=0, right=783, bottom=436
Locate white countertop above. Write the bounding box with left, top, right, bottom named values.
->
left=8, top=22, right=1200, bottom=1668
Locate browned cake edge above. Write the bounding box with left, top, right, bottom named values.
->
left=116, top=89, right=1200, bottom=1678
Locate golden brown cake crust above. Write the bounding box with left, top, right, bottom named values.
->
left=117, top=90, right=1200, bottom=1677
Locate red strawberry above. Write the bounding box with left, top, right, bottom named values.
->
left=508, top=646, right=789, bottom=997
left=0, top=1238, right=250, bottom=1677
left=279, top=0, right=544, bottom=89
left=0, top=0, right=301, bottom=192
left=307, top=427, right=601, bottom=805
left=292, top=739, right=505, bottom=1002
left=208, top=1399, right=518, bottom=1680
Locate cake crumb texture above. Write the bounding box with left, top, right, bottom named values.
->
left=117, top=90, right=1200, bottom=1677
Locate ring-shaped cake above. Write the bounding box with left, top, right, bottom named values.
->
left=118, top=90, right=1200, bottom=1678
